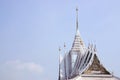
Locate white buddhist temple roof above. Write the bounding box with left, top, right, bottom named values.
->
left=58, top=8, right=120, bottom=80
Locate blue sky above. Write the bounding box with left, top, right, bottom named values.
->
left=0, top=0, right=120, bottom=80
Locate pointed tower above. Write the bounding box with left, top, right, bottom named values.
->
left=71, top=8, right=85, bottom=54
left=67, top=8, right=86, bottom=78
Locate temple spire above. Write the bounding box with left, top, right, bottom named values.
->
left=76, top=8, right=78, bottom=31
left=71, top=8, right=86, bottom=53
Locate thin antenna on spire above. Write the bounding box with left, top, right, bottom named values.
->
left=76, top=7, right=78, bottom=31
left=58, top=46, right=61, bottom=80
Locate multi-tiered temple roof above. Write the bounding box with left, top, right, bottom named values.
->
left=58, top=8, right=120, bottom=80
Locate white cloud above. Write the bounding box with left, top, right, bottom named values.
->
left=0, top=60, right=45, bottom=80
left=5, top=60, right=43, bottom=73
